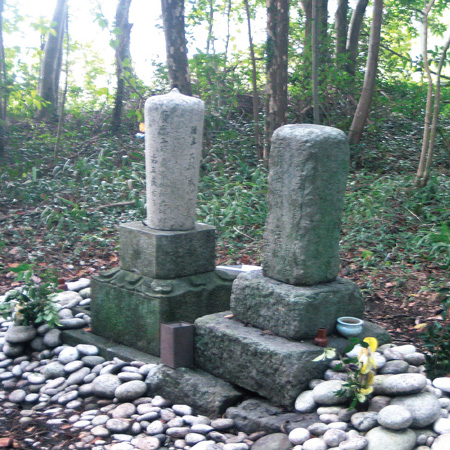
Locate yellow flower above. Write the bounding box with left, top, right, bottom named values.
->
left=358, top=337, right=379, bottom=374
left=366, top=370, right=375, bottom=385
left=360, top=386, right=374, bottom=396
left=363, top=337, right=378, bottom=352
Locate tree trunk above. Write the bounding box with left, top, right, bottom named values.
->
left=311, top=0, right=320, bottom=123
left=111, top=0, right=133, bottom=134
left=335, top=0, right=348, bottom=62
left=265, top=0, right=289, bottom=163
left=422, top=35, right=450, bottom=185
left=0, top=0, right=7, bottom=157
left=346, top=0, right=369, bottom=75
left=244, top=0, right=263, bottom=160
left=317, top=0, right=328, bottom=69
left=300, top=0, right=312, bottom=87
left=348, top=0, right=383, bottom=145
left=301, top=0, right=326, bottom=116
left=416, top=1, right=435, bottom=186
left=224, top=0, right=232, bottom=64
left=301, top=1, right=312, bottom=47
left=206, top=0, right=214, bottom=55
left=415, top=1, right=450, bottom=187
left=161, top=0, right=192, bottom=96
left=54, top=12, right=70, bottom=161
left=37, top=0, right=68, bottom=121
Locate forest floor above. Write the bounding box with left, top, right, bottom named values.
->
left=0, top=197, right=445, bottom=353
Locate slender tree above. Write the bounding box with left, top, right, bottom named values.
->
left=346, top=0, right=369, bottom=75
left=161, top=0, right=192, bottom=96
left=416, top=0, right=436, bottom=184
left=206, top=0, right=215, bottom=55
left=303, top=1, right=328, bottom=76
left=300, top=0, right=312, bottom=85
left=348, top=0, right=383, bottom=145
left=54, top=12, right=70, bottom=160
left=37, top=0, right=68, bottom=121
left=416, top=0, right=450, bottom=187
left=244, top=0, right=263, bottom=159
left=265, top=0, right=289, bottom=162
left=300, top=0, right=327, bottom=117
left=311, top=0, right=320, bottom=123
left=111, top=0, right=133, bottom=133
left=0, top=0, right=7, bottom=157
left=317, top=0, right=328, bottom=68
left=224, top=0, right=232, bottom=64
left=335, top=0, right=348, bottom=61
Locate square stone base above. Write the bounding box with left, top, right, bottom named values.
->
left=119, top=221, right=216, bottom=279
left=195, top=312, right=390, bottom=407
left=195, top=312, right=346, bottom=406
left=90, top=268, right=233, bottom=355
left=230, top=271, right=364, bottom=340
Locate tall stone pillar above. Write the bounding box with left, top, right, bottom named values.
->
left=144, top=88, right=204, bottom=231
left=90, top=89, right=233, bottom=356
left=263, top=125, right=349, bottom=286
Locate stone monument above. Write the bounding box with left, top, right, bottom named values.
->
left=195, top=125, right=387, bottom=407
left=90, top=89, right=233, bottom=356
left=231, top=124, right=363, bottom=339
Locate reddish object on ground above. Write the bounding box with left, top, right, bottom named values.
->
left=314, top=328, right=329, bottom=347
left=58, top=278, right=67, bottom=291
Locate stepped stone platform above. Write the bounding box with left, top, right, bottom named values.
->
left=195, top=311, right=391, bottom=407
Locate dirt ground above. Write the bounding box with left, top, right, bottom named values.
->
left=0, top=205, right=447, bottom=354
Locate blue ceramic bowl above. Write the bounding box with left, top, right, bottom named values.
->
left=336, top=316, right=364, bottom=337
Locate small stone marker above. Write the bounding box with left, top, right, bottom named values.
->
left=263, top=124, right=349, bottom=286
left=144, top=88, right=204, bottom=231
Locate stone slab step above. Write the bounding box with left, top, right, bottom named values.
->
left=146, top=364, right=244, bottom=417
left=61, top=329, right=159, bottom=364
left=194, top=311, right=390, bottom=408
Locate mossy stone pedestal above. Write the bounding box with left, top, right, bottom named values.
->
left=91, top=222, right=233, bottom=356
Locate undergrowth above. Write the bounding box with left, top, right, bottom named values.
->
left=1, top=85, right=450, bottom=369
left=1, top=102, right=450, bottom=273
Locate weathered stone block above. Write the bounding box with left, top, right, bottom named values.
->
left=119, top=221, right=216, bottom=279
left=194, top=312, right=350, bottom=407
left=230, top=271, right=364, bottom=340
left=263, top=124, right=349, bottom=285
left=90, top=268, right=232, bottom=356
left=146, top=364, right=244, bottom=417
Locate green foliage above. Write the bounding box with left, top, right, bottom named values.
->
left=0, top=123, right=146, bottom=260
left=1, top=264, right=60, bottom=327
left=198, top=162, right=267, bottom=250
left=415, top=223, right=450, bottom=268
left=342, top=173, right=450, bottom=269
left=421, top=288, right=450, bottom=378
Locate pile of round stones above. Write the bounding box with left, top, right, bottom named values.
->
left=1, top=278, right=91, bottom=358
left=1, top=279, right=450, bottom=449
left=292, top=344, right=450, bottom=450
